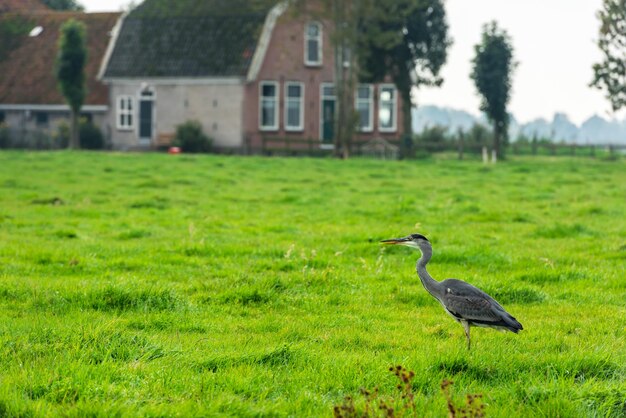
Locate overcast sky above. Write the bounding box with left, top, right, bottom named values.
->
left=82, top=0, right=622, bottom=125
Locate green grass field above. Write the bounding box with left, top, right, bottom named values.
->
left=0, top=151, right=624, bottom=417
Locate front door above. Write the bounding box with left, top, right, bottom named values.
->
left=320, top=83, right=336, bottom=147
left=321, top=99, right=335, bottom=145
left=139, top=99, right=153, bottom=143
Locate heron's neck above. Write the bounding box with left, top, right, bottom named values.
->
left=415, top=245, right=442, bottom=298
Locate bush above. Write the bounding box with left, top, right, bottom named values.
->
left=55, top=122, right=70, bottom=148
left=463, top=123, right=493, bottom=147
left=415, top=125, right=449, bottom=143
left=79, top=120, right=104, bottom=150
left=174, top=120, right=212, bottom=153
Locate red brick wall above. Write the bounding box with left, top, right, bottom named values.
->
left=244, top=10, right=404, bottom=152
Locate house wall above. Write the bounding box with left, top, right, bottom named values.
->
left=106, top=80, right=245, bottom=150
left=244, top=11, right=405, bottom=152
left=0, top=107, right=108, bottom=147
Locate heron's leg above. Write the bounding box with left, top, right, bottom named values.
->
left=462, top=321, right=471, bottom=350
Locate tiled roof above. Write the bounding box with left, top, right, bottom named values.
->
left=103, top=0, right=273, bottom=78
left=0, top=0, right=48, bottom=13
left=0, top=11, right=121, bottom=106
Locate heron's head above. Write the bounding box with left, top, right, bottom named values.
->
left=380, top=233, right=430, bottom=249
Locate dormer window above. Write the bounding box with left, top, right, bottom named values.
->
left=305, top=22, right=322, bottom=66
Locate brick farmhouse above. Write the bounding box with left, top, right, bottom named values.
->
left=1, top=0, right=405, bottom=152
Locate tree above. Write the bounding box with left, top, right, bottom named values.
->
left=358, top=0, right=451, bottom=157
left=55, top=19, right=87, bottom=150
left=470, top=21, right=515, bottom=159
left=42, top=0, right=84, bottom=11
left=590, top=0, right=626, bottom=112
left=330, top=0, right=359, bottom=159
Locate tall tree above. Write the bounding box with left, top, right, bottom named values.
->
left=470, top=21, right=515, bottom=159
left=331, top=0, right=359, bottom=158
left=358, top=0, right=451, bottom=156
left=590, top=0, right=626, bottom=112
left=42, top=0, right=84, bottom=11
left=55, top=19, right=87, bottom=150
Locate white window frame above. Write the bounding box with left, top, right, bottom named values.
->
left=117, top=95, right=134, bottom=131
left=378, top=84, right=397, bottom=133
left=259, top=81, right=279, bottom=131
left=284, top=82, right=304, bottom=132
left=304, top=21, right=323, bottom=67
left=355, top=84, right=374, bottom=133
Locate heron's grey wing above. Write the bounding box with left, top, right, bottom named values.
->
left=442, top=293, right=501, bottom=322
left=440, top=279, right=523, bottom=332
left=441, top=279, right=504, bottom=306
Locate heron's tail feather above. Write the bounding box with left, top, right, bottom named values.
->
left=504, top=313, right=523, bottom=333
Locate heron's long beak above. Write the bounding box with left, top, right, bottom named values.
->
left=380, top=237, right=410, bottom=245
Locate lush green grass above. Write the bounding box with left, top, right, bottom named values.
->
left=0, top=151, right=624, bottom=417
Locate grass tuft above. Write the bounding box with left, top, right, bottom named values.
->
left=31, top=196, right=64, bottom=205
left=486, top=287, right=546, bottom=304
left=536, top=223, right=593, bottom=238
left=128, top=197, right=169, bottom=210
left=195, top=345, right=297, bottom=372
left=117, top=229, right=152, bottom=240
left=86, top=287, right=184, bottom=312
left=517, top=270, right=590, bottom=285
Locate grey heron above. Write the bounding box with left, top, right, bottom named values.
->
left=381, top=234, right=523, bottom=350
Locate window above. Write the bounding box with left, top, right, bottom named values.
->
left=285, top=82, right=304, bottom=131
left=117, top=96, right=134, bottom=130
left=0, top=111, right=5, bottom=124
left=259, top=81, right=278, bottom=130
left=355, top=85, right=373, bottom=132
left=305, top=22, right=322, bottom=66
left=35, top=111, right=49, bottom=126
left=378, top=85, right=397, bottom=132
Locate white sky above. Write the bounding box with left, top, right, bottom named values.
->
left=416, top=0, right=622, bottom=125
left=82, top=0, right=622, bottom=125
left=82, top=0, right=130, bottom=12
